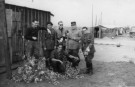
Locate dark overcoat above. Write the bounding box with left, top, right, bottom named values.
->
left=43, top=28, right=57, bottom=50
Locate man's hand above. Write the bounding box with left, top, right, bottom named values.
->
left=44, top=47, right=46, bottom=50
left=32, top=37, right=37, bottom=40
left=58, top=38, right=63, bottom=43
left=54, top=46, right=56, bottom=49
left=58, top=60, right=63, bottom=64
left=59, top=38, right=63, bottom=42
left=22, top=36, right=24, bottom=39
left=84, top=51, right=88, bottom=56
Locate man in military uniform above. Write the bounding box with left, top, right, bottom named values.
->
left=66, top=21, right=82, bottom=68
left=80, top=27, right=95, bottom=74
left=43, top=22, right=57, bottom=68
left=24, top=20, right=45, bottom=59
left=55, top=21, right=68, bottom=51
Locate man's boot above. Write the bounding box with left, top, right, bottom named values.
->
left=86, top=62, right=90, bottom=74
left=86, top=62, right=93, bottom=75
left=89, top=62, right=93, bottom=75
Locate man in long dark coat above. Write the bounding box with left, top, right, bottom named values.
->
left=43, top=22, right=57, bottom=68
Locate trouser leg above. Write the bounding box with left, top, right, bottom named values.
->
left=44, top=49, right=53, bottom=69
left=51, top=61, right=58, bottom=72
left=51, top=61, right=66, bottom=74
left=86, top=61, right=93, bottom=73
left=25, top=41, right=34, bottom=59
left=68, top=49, right=80, bottom=68
left=85, top=53, right=94, bottom=74
left=63, top=46, right=66, bottom=51
left=57, top=62, right=66, bottom=74
left=33, top=42, right=40, bottom=59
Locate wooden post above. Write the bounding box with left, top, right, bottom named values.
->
left=0, top=0, right=12, bottom=79
left=6, top=9, right=13, bottom=64
left=91, top=4, right=95, bottom=43
left=21, top=8, right=25, bottom=56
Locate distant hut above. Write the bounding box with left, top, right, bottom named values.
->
left=94, top=25, right=118, bottom=38
left=94, top=25, right=107, bottom=38
left=130, top=26, right=135, bottom=38
left=118, top=27, right=124, bottom=35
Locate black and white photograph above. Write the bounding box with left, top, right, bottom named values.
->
left=0, top=0, right=135, bottom=87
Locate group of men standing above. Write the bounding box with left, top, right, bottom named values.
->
left=24, top=20, right=95, bottom=75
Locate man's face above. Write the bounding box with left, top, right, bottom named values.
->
left=71, top=25, right=77, bottom=30
left=47, top=24, right=52, bottom=29
left=59, top=23, right=63, bottom=29
left=58, top=45, right=62, bottom=51
left=32, top=21, right=39, bottom=28
left=82, top=28, right=87, bottom=33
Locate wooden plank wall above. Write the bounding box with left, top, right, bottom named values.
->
left=4, top=4, right=51, bottom=64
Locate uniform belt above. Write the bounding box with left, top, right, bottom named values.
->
left=69, top=38, right=79, bottom=42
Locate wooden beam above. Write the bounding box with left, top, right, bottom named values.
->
left=34, top=9, right=36, bottom=20
left=44, top=12, right=47, bottom=28
left=0, top=0, right=12, bottom=79
left=41, top=12, right=43, bottom=27
left=42, top=12, right=45, bottom=27
left=22, top=8, right=26, bottom=56
left=27, top=9, right=29, bottom=27
left=31, top=9, right=32, bottom=23
left=29, top=9, right=31, bottom=24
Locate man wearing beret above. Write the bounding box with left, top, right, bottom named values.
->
left=43, top=22, right=57, bottom=69
left=80, top=27, right=95, bottom=74
left=66, top=21, right=82, bottom=68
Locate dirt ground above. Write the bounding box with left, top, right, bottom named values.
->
left=0, top=35, right=135, bottom=87
left=94, top=36, right=135, bottom=62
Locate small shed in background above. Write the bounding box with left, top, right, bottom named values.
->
left=130, top=26, right=135, bottom=38
left=94, top=25, right=118, bottom=38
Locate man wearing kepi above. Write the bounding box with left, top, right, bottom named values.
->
left=66, top=21, right=82, bottom=68
left=80, top=27, right=95, bottom=74
left=43, top=22, right=57, bottom=69
left=55, top=21, right=68, bottom=51
left=24, top=20, right=45, bottom=59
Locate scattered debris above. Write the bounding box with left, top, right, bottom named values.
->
left=12, top=56, right=84, bottom=85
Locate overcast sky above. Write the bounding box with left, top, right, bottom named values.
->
left=6, top=0, right=135, bottom=27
